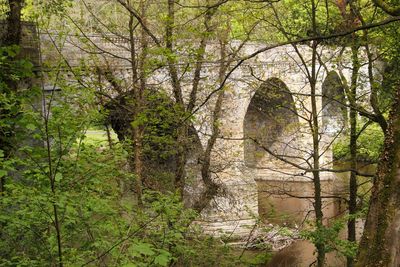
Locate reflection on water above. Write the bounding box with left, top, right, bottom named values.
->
left=258, top=161, right=376, bottom=267
left=266, top=240, right=345, bottom=267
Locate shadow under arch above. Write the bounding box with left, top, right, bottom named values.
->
left=243, top=77, right=298, bottom=168
left=321, top=71, right=347, bottom=135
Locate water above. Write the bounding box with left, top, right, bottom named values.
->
left=257, top=161, right=376, bottom=266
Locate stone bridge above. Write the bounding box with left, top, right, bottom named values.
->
left=36, top=31, right=367, bottom=238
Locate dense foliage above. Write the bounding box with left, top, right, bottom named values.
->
left=333, top=122, right=385, bottom=162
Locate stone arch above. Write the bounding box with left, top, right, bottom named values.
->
left=321, top=71, right=347, bottom=135
left=243, top=78, right=298, bottom=168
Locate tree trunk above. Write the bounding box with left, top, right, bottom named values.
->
left=127, top=1, right=146, bottom=206
left=0, top=0, right=24, bottom=194
left=4, top=0, right=23, bottom=46
left=310, top=39, right=325, bottom=267
left=347, top=41, right=360, bottom=267
left=193, top=39, right=227, bottom=212
left=310, top=1, right=325, bottom=263
left=164, top=0, right=187, bottom=197
left=356, top=85, right=400, bottom=266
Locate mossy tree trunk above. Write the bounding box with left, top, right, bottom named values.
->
left=356, top=85, right=400, bottom=266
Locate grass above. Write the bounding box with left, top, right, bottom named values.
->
left=81, top=128, right=118, bottom=147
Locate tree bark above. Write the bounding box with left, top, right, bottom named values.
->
left=372, top=0, right=400, bottom=16
left=356, top=84, right=400, bottom=266
left=0, top=0, right=24, bottom=194
left=193, top=38, right=227, bottom=212
left=129, top=0, right=147, bottom=206
left=347, top=41, right=360, bottom=267
left=310, top=1, right=325, bottom=265
left=311, top=39, right=325, bottom=267
left=4, top=0, right=23, bottom=46
left=165, top=0, right=220, bottom=199
left=164, top=0, right=187, bottom=197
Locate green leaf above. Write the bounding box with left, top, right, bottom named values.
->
left=154, top=251, right=171, bottom=267
left=26, top=123, right=36, bottom=131
left=134, top=243, right=155, bottom=256
left=0, top=170, right=7, bottom=178
left=55, top=173, right=62, bottom=182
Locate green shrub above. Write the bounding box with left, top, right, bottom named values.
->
left=333, top=123, right=384, bottom=162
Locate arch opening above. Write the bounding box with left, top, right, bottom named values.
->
left=322, top=71, right=347, bottom=135
left=243, top=78, right=298, bottom=168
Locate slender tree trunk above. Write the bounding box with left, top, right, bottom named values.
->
left=96, top=72, right=114, bottom=150
left=311, top=39, right=325, bottom=267
left=43, top=96, right=63, bottom=267
left=165, top=0, right=187, bottom=197
left=128, top=0, right=146, bottom=206
left=347, top=106, right=357, bottom=267
left=104, top=124, right=113, bottom=149
left=310, top=0, right=325, bottom=264
left=352, top=3, right=388, bottom=132
left=193, top=38, right=227, bottom=212
left=165, top=0, right=220, bottom=199
left=347, top=40, right=360, bottom=267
